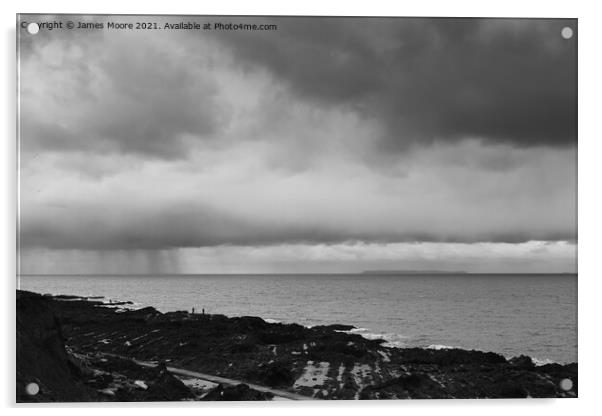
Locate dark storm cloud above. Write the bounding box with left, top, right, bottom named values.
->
left=19, top=140, right=576, bottom=251
left=19, top=22, right=224, bottom=159
left=20, top=202, right=575, bottom=251
left=20, top=16, right=576, bottom=160
left=215, top=17, right=576, bottom=148
left=18, top=16, right=577, bottom=258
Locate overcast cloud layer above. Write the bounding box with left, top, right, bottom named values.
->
left=18, top=16, right=577, bottom=273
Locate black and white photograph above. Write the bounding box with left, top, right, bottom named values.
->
left=16, top=14, right=577, bottom=402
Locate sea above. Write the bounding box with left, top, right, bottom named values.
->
left=18, top=273, right=577, bottom=365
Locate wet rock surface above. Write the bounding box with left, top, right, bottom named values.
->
left=16, top=290, right=577, bottom=401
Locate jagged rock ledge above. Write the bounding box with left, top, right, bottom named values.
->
left=17, top=290, right=577, bottom=402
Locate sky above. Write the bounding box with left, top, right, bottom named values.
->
left=18, top=16, right=577, bottom=274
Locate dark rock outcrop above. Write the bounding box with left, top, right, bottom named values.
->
left=17, top=291, right=197, bottom=402
left=143, top=365, right=195, bottom=401
left=398, top=347, right=507, bottom=366
left=201, top=383, right=273, bottom=401
left=16, top=291, right=97, bottom=402
left=313, top=324, right=356, bottom=331
left=508, top=355, right=535, bottom=369
left=16, top=291, right=96, bottom=402
left=249, top=360, right=295, bottom=387
left=16, top=290, right=578, bottom=401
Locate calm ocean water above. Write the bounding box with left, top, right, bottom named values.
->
left=18, top=273, right=577, bottom=364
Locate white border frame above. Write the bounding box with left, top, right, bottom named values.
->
left=3, top=1, right=601, bottom=414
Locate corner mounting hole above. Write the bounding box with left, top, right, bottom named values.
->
left=25, top=382, right=39, bottom=395
left=27, top=22, right=39, bottom=35
left=559, top=378, right=573, bottom=391
left=561, top=27, right=573, bottom=40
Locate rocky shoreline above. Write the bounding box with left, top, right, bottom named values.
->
left=16, top=290, right=577, bottom=402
